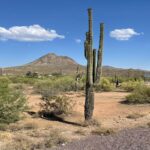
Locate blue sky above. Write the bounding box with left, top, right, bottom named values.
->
left=0, top=0, right=150, bottom=70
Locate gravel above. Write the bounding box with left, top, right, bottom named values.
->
left=52, top=128, right=150, bottom=150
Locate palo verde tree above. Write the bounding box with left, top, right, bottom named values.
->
left=84, top=8, right=104, bottom=121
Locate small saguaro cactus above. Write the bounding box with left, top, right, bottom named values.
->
left=84, top=8, right=104, bottom=121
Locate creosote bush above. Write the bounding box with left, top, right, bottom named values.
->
left=121, top=80, right=144, bottom=92
left=35, top=76, right=78, bottom=94
left=124, top=85, right=150, bottom=104
left=0, top=76, right=11, bottom=87
left=0, top=82, right=27, bottom=124
left=41, top=95, right=74, bottom=116
left=8, top=76, right=37, bottom=85
left=95, top=78, right=114, bottom=92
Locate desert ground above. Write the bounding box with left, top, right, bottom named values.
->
left=0, top=86, right=150, bottom=150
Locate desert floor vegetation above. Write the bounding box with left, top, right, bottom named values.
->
left=0, top=75, right=150, bottom=149
left=124, top=85, right=150, bottom=104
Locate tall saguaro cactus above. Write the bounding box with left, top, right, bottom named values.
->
left=84, top=8, right=94, bottom=120
left=84, top=8, right=104, bottom=121
left=96, top=23, right=104, bottom=84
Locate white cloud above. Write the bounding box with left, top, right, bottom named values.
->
left=75, top=39, right=81, bottom=43
left=0, top=24, right=65, bottom=42
left=110, top=28, right=142, bottom=41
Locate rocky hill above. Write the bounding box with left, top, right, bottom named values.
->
left=2, top=53, right=150, bottom=77
left=3, top=53, right=84, bottom=75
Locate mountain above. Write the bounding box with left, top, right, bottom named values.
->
left=27, top=53, right=77, bottom=66
left=2, top=53, right=150, bottom=77
left=3, top=53, right=84, bottom=75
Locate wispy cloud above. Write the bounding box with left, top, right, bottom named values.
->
left=0, top=24, right=65, bottom=42
left=110, top=28, right=142, bottom=41
left=75, top=39, right=81, bottom=43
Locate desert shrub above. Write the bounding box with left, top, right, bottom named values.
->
left=0, top=85, right=27, bottom=124
left=41, top=95, right=74, bottom=116
left=124, top=85, right=150, bottom=104
left=92, top=127, right=115, bottom=136
left=8, top=76, right=37, bottom=85
left=9, top=83, right=26, bottom=91
left=121, top=80, right=144, bottom=92
left=0, top=76, right=11, bottom=87
left=41, top=87, right=60, bottom=100
left=82, top=119, right=101, bottom=127
left=35, top=76, right=77, bottom=96
left=45, top=130, right=68, bottom=148
left=95, top=78, right=114, bottom=92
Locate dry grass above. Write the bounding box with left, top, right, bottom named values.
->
left=44, top=130, right=68, bottom=148
left=126, top=113, right=145, bottom=120
left=0, top=124, right=8, bottom=131
left=91, top=127, right=116, bottom=136
left=74, top=128, right=86, bottom=136
left=81, top=119, right=101, bottom=127
left=23, top=122, right=38, bottom=130
left=7, top=122, right=38, bottom=132
left=1, top=129, right=68, bottom=150
left=2, top=135, right=33, bottom=150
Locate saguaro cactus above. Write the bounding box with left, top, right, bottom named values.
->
left=84, top=8, right=94, bottom=120
left=84, top=8, right=104, bottom=121
left=96, top=23, right=104, bottom=84
left=0, top=68, right=3, bottom=76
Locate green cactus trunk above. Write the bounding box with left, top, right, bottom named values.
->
left=84, top=8, right=94, bottom=120
left=75, top=66, right=79, bottom=91
left=93, top=49, right=96, bottom=83
left=96, top=23, right=104, bottom=84
left=0, top=68, right=3, bottom=76
left=84, top=8, right=104, bottom=121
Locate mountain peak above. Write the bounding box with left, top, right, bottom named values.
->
left=30, top=53, right=78, bottom=66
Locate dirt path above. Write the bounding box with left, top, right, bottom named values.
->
left=23, top=87, right=150, bottom=130
left=53, top=128, right=150, bottom=150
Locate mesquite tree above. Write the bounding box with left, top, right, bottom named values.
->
left=84, top=8, right=104, bottom=121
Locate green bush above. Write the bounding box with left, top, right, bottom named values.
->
left=0, top=76, right=11, bottom=87
left=41, top=95, right=74, bottom=116
left=35, top=76, right=77, bottom=95
left=0, top=85, right=27, bottom=124
left=95, top=78, right=114, bottom=92
left=124, top=85, right=150, bottom=104
left=8, top=76, right=37, bottom=85
left=121, top=80, right=144, bottom=92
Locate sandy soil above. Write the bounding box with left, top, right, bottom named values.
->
left=24, top=87, right=150, bottom=130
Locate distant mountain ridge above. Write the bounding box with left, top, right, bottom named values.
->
left=3, top=53, right=83, bottom=75
left=2, top=53, right=150, bottom=77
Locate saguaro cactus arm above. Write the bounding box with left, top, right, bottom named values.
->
left=96, top=23, right=104, bottom=84
left=93, top=49, right=97, bottom=83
